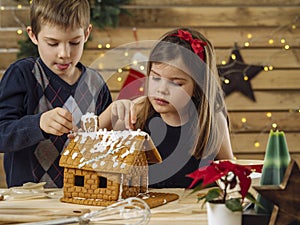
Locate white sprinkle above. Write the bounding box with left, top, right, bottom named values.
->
left=63, top=149, right=70, bottom=156
left=72, top=152, right=78, bottom=160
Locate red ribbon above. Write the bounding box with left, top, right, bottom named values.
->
left=172, top=29, right=207, bottom=61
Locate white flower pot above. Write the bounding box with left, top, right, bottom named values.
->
left=206, top=202, right=242, bottom=225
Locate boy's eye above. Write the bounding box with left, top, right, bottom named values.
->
left=70, top=42, right=80, bottom=45
left=47, top=43, right=58, bottom=46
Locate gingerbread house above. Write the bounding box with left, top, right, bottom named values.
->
left=59, top=113, right=162, bottom=206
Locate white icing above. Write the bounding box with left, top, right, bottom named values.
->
left=72, top=152, right=78, bottom=160
left=73, top=113, right=149, bottom=170
left=129, top=142, right=136, bottom=153
left=74, top=136, right=80, bottom=142
left=92, top=163, right=98, bottom=169
left=121, top=150, right=130, bottom=158
left=80, top=148, right=86, bottom=154
left=81, top=112, right=98, bottom=132
left=63, top=149, right=70, bottom=156
left=118, top=174, right=124, bottom=200
left=112, top=155, right=119, bottom=168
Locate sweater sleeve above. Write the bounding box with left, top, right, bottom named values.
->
left=0, top=63, right=45, bottom=153
left=96, top=81, right=112, bottom=115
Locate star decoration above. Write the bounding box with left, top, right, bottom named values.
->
left=217, top=44, right=264, bottom=102
left=253, top=159, right=300, bottom=225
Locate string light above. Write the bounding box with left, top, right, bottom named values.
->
left=17, top=29, right=23, bottom=35
left=97, top=44, right=103, bottom=49
left=117, top=68, right=123, bottom=73
left=105, top=43, right=111, bottom=49
left=95, top=16, right=300, bottom=156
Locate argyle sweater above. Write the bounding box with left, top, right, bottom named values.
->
left=0, top=57, right=112, bottom=188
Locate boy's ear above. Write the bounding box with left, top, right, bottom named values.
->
left=84, top=24, right=93, bottom=42
left=27, top=26, right=38, bottom=45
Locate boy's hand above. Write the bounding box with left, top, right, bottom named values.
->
left=40, top=107, right=73, bottom=136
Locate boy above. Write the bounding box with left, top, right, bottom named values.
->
left=0, top=0, right=112, bottom=188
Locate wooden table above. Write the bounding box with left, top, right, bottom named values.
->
left=0, top=188, right=207, bottom=225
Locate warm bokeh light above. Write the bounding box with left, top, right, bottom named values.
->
left=266, top=112, right=272, bottom=118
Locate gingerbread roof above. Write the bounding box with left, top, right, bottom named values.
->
left=59, top=129, right=162, bottom=174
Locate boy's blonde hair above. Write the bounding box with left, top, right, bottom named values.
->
left=30, top=0, right=90, bottom=36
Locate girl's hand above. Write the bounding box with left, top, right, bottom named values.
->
left=110, top=96, right=146, bottom=130
left=40, top=107, right=73, bottom=136
left=111, top=99, right=137, bottom=129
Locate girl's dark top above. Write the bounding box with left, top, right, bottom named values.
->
left=0, top=57, right=112, bottom=188
left=144, top=113, right=206, bottom=188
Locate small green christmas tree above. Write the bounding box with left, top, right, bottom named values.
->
left=254, top=129, right=291, bottom=214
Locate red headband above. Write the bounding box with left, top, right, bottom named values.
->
left=171, top=29, right=207, bottom=61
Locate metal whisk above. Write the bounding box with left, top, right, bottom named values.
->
left=19, top=197, right=151, bottom=225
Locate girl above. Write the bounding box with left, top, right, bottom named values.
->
left=99, top=28, right=233, bottom=188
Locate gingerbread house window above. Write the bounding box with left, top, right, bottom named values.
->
left=99, top=176, right=107, bottom=188
left=74, top=175, right=84, bottom=187
left=128, top=178, right=133, bottom=187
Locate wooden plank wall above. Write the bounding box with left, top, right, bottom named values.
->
left=0, top=0, right=300, bottom=187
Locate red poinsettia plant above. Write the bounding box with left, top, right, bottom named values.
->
left=186, top=160, right=263, bottom=212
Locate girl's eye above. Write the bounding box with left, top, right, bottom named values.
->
left=151, top=75, right=160, bottom=81
left=169, top=81, right=182, bottom=87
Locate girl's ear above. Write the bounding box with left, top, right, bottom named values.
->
left=27, top=26, right=38, bottom=45
left=84, top=24, right=93, bottom=43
